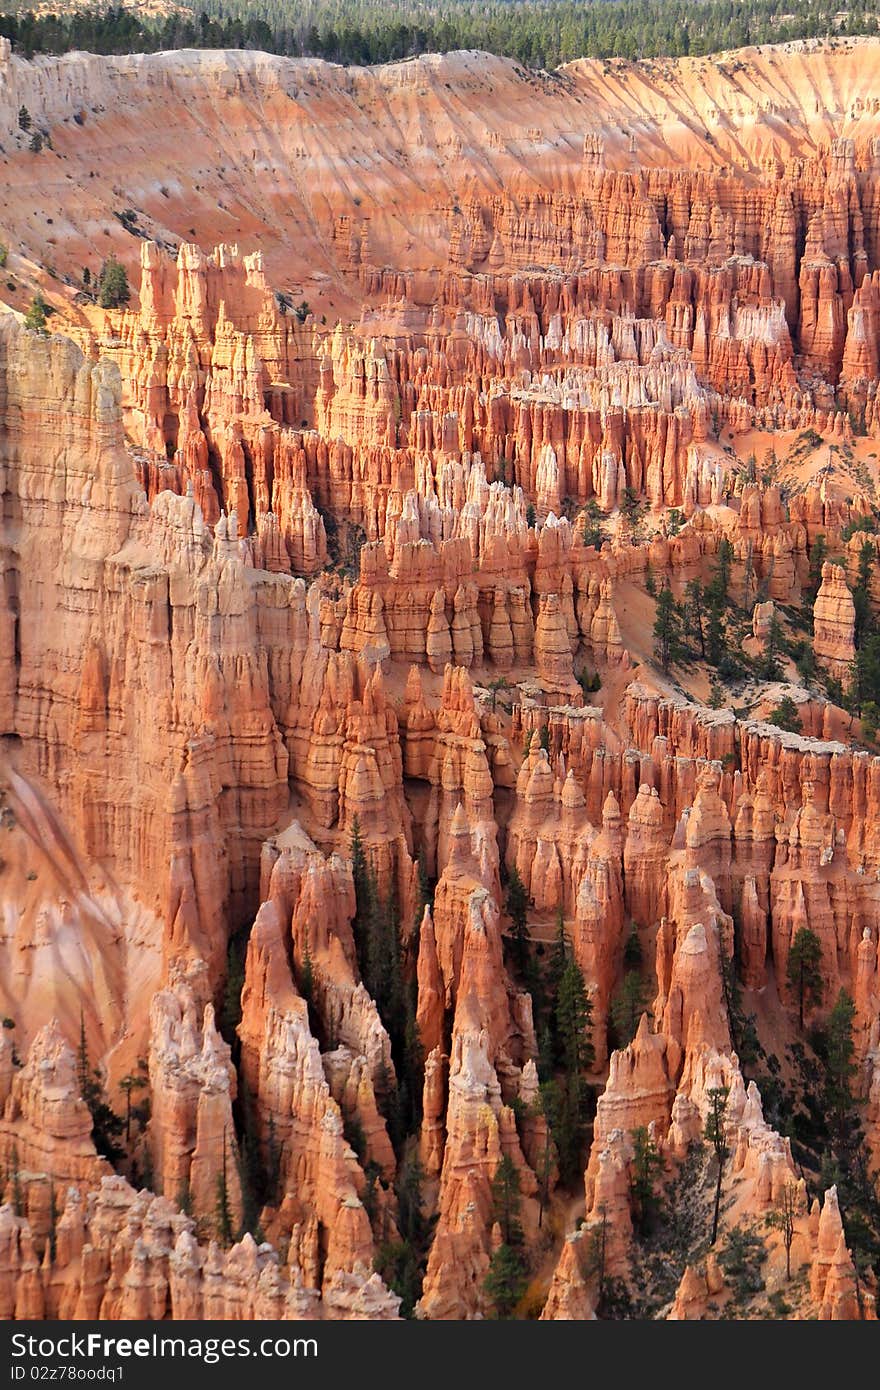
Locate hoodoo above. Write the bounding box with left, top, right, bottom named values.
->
left=0, top=33, right=878, bottom=1323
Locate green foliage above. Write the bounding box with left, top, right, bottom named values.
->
left=483, top=1242, right=528, bottom=1318
left=841, top=514, right=879, bottom=543
left=620, top=484, right=647, bottom=536
left=806, top=534, right=827, bottom=602
left=0, top=245, right=7, bottom=269
left=97, top=255, right=130, bottom=309
left=786, top=926, right=823, bottom=1029
left=504, top=864, right=531, bottom=978
left=852, top=538, right=876, bottom=650
left=581, top=498, right=603, bottom=549
left=219, top=930, right=247, bottom=1047
left=683, top=579, right=707, bottom=658
left=491, top=1155, right=524, bottom=1248
left=861, top=699, right=880, bottom=742
left=28, top=129, right=42, bottom=152
left=609, top=969, right=647, bottom=1047
left=757, top=609, right=786, bottom=681
left=1, top=1, right=879, bottom=72
left=17, top=105, right=30, bottom=131
left=765, top=1182, right=798, bottom=1281
left=76, top=1014, right=124, bottom=1163
left=214, top=1134, right=234, bottom=1247
left=718, top=1227, right=767, bottom=1302
left=482, top=1154, right=529, bottom=1315
left=630, top=1126, right=664, bottom=1237
left=824, top=988, right=857, bottom=1141
left=766, top=695, right=802, bottom=733
left=373, top=1155, right=433, bottom=1316
left=24, top=292, right=49, bottom=334
left=704, top=1085, right=729, bottom=1246
left=556, top=956, right=594, bottom=1075
left=350, top=817, right=423, bottom=1145
left=622, top=922, right=642, bottom=970
left=541, top=956, right=594, bottom=1185
left=652, top=582, right=683, bottom=672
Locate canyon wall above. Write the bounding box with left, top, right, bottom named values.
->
left=0, top=38, right=878, bottom=1320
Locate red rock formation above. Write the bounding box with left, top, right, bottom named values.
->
left=1, top=37, right=880, bottom=1324
left=813, top=562, right=857, bottom=679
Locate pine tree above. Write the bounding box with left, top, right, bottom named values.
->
left=653, top=583, right=682, bottom=671
left=684, top=579, right=707, bottom=657
left=490, top=1155, right=524, bottom=1248
left=76, top=1012, right=124, bottom=1163
left=759, top=609, right=786, bottom=681
left=610, top=971, right=647, bottom=1047
left=824, top=989, right=857, bottom=1144
left=483, top=1242, right=528, bottom=1318
left=24, top=293, right=49, bottom=334
left=766, top=1181, right=798, bottom=1281
left=546, top=958, right=594, bottom=1184
left=504, top=865, right=531, bottom=976
left=806, top=534, right=828, bottom=602
left=704, top=1085, right=730, bottom=1246
left=547, top=908, right=569, bottom=1003
left=556, top=958, right=594, bottom=1074
left=786, top=926, right=823, bottom=1029
left=18, top=106, right=31, bottom=131
left=630, top=1126, right=664, bottom=1236
left=215, top=1131, right=234, bottom=1247
left=97, top=255, right=130, bottom=309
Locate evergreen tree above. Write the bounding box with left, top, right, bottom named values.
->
left=483, top=1242, right=528, bottom=1318
left=118, top=1069, right=147, bottom=1145
left=766, top=1181, right=798, bottom=1281
left=759, top=609, right=786, bottom=681
left=824, top=989, right=857, bottom=1144
left=97, top=255, right=130, bottom=309
left=76, top=1012, right=124, bottom=1163
left=709, top=537, right=733, bottom=605
left=18, top=105, right=31, bottom=131
left=544, top=958, right=594, bottom=1184
left=630, top=1126, right=664, bottom=1236
left=806, top=534, right=828, bottom=602
left=853, top=539, right=875, bottom=649
left=214, top=1131, right=234, bottom=1247
left=610, top=971, right=647, bottom=1047
left=622, top=922, right=642, bottom=970
left=684, top=579, right=707, bottom=658
left=786, top=926, right=823, bottom=1029
left=24, top=293, right=48, bottom=334
left=504, top=865, right=531, bottom=976
left=491, top=1155, right=524, bottom=1248
left=556, top=957, right=594, bottom=1074
left=704, top=1085, right=730, bottom=1246
left=767, top=696, right=802, bottom=733
left=652, top=582, right=682, bottom=671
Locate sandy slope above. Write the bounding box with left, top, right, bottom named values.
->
left=0, top=38, right=879, bottom=314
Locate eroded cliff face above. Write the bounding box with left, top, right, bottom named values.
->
left=0, top=39, right=879, bottom=1321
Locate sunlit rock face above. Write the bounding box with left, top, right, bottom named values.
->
left=0, top=37, right=879, bottom=1321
